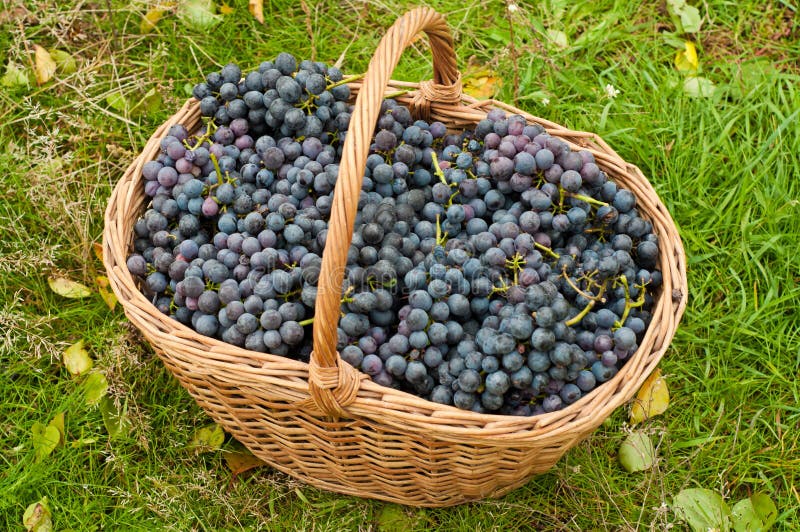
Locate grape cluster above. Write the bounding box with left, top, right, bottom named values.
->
left=128, top=55, right=662, bottom=416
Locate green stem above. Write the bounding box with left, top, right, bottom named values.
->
left=430, top=151, right=448, bottom=186
left=298, top=317, right=315, bottom=326
left=209, top=153, right=223, bottom=180
left=326, top=73, right=365, bottom=90
left=384, top=89, right=412, bottom=99
left=565, top=190, right=609, bottom=207
left=565, top=281, right=608, bottom=326
left=534, top=242, right=560, bottom=259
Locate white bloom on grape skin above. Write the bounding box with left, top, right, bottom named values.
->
left=605, top=83, right=621, bottom=99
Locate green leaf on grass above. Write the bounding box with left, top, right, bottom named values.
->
left=684, top=76, right=715, bottom=98
left=64, top=340, right=93, bottom=376
left=23, top=497, right=53, bottom=532
left=732, top=493, right=777, bottom=532
left=189, top=423, right=225, bottom=453
left=546, top=29, right=568, bottom=49
left=667, top=0, right=702, bottom=33
left=619, top=430, right=656, bottom=472
left=48, top=49, right=77, bottom=74
left=32, top=422, right=60, bottom=462
left=178, top=0, right=221, bottom=31
left=2, top=62, right=31, bottom=88
left=48, top=276, right=92, bottom=298
left=106, top=91, right=129, bottom=112
left=679, top=5, right=702, bottom=33
left=83, top=372, right=109, bottom=405
left=49, top=412, right=65, bottom=445
left=673, top=488, right=732, bottom=532
left=99, top=396, right=130, bottom=440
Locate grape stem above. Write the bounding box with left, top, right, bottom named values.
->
left=430, top=151, right=449, bottom=187
left=565, top=190, right=609, bottom=207
left=298, top=317, right=315, bottom=327
left=384, top=89, right=411, bottom=99
left=435, top=214, right=448, bottom=247
left=561, top=266, right=604, bottom=302
left=613, top=275, right=647, bottom=329
left=326, top=73, right=365, bottom=90
left=565, top=280, right=608, bottom=326
left=534, top=242, right=560, bottom=259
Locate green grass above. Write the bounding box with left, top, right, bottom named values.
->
left=1, top=0, right=798, bottom=529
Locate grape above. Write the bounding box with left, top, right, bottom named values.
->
left=130, top=63, right=663, bottom=416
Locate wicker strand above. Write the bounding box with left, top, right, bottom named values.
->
left=309, top=7, right=460, bottom=417
left=409, top=73, right=463, bottom=121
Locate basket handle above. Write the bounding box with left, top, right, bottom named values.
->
left=308, top=7, right=462, bottom=417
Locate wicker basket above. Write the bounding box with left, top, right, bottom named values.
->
left=104, top=8, right=687, bottom=507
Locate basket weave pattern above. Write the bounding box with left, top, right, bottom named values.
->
left=104, top=8, right=687, bottom=506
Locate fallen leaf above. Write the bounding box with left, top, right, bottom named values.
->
left=33, top=45, right=56, bottom=85
left=22, top=497, right=52, bottom=532
left=684, top=76, right=715, bottom=98
left=178, top=0, right=221, bottom=31
left=462, top=65, right=502, bottom=99
left=49, top=412, right=65, bottom=445
left=31, top=422, right=60, bottom=462
left=546, top=29, right=569, bottom=49
left=63, top=340, right=93, bottom=376
left=248, top=0, right=263, bottom=23
left=630, top=368, right=670, bottom=424
left=673, top=488, right=732, bottom=532
left=223, top=444, right=267, bottom=475
left=219, top=2, right=234, bottom=15
left=732, top=493, right=777, bottom=532
left=675, top=41, right=699, bottom=73
left=83, top=372, right=109, bottom=405
left=129, top=87, right=162, bottom=117
left=619, top=430, right=656, bottom=472
left=106, top=91, right=129, bottom=112
left=679, top=5, right=702, bottom=33
left=48, top=49, right=77, bottom=75
left=141, top=7, right=166, bottom=32
left=189, top=423, right=225, bottom=453
left=96, top=277, right=117, bottom=310
left=92, top=242, right=104, bottom=262
left=1, top=62, right=31, bottom=88
left=99, top=396, right=130, bottom=440
left=48, top=276, right=92, bottom=298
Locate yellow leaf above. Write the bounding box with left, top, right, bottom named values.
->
left=219, top=2, right=234, bottom=15
left=92, top=242, right=104, bottom=262
left=630, top=368, right=670, bottom=424
left=63, top=340, right=93, bottom=376
left=223, top=448, right=267, bottom=475
left=249, top=0, right=264, bottom=23
left=462, top=65, right=502, bottom=100
left=48, top=276, right=92, bottom=298
left=33, top=45, right=56, bottom=85
left=141, top=8, right=166, bottom=32
left=96, top=277, right=118, bottom=310
left=675, top=41, right=698, bottom=73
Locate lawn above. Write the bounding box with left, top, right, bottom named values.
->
left=1, top=0, right=798, bottom=529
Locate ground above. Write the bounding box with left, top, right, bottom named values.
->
left=0, top=0, right=798, bottom=530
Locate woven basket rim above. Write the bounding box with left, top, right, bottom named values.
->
left=104, top=88, right=687, bottom=442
